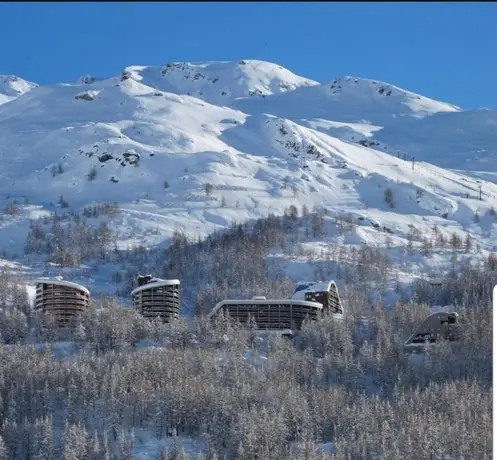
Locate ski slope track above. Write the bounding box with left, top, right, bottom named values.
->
left=0, top=59, right=496, bottom=285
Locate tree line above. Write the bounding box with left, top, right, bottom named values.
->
left=0, top=261, right=493, bottom=459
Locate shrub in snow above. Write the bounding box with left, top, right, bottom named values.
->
left=204, top=183, right=214, bottom=197
left=58, top=194, right=69, bottom=208
left=50, top=163, right=64, bottom=177
left=384, top=187, right=395, bottom=208
left=87, top=165, right=97, bottom=181
left=449, top=232, right=463, bottom=250
left=488, top=252, right=497, bottom=270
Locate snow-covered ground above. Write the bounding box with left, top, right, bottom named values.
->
left=0, top=74, right=38, bottom=105
left=0, top=59, right=495, bottom=296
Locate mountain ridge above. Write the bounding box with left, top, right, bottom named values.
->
left=0, top=74, right=38, bottom=105
left=0, top=58, right=496, bottom=279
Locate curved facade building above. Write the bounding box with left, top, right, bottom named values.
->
left=404, top=311, right=463, bottom=352
left=208, top=297, right=324, bottom=332
left=131, top=277, right=180, bottom=322
left=208, top=281, right=343, bottom=334
left=35, top=279, right=90, bottom=326
left=291, top=281, right=343, bottom=315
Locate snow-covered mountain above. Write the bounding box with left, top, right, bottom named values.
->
left=0, top=59, right=496, bottom=288
left=0, top=75, right=38, bottom=105
left=122, top=59, right=319, bottom=106
left=373, top=108, right=497, bottom=171
left=229, top=75, right=497, bottom=174
left=233, top=74, right=460, bottom=123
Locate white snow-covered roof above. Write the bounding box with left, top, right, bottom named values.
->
left=35, top=278, right=90, bottom=296
left=208, top=298, right=323, bottom=319
left=131, top=279, right=180, bottom=296
left=291, top=281, right=337, bottom=300
left=293, top=281, right=317, bottom=291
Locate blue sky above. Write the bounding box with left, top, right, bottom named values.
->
left=1, top=2, right=495, bottom=109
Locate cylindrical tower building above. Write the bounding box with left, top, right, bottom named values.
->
left=35, top=279, right=90, bottom=326
left=131, top=277, right=180, bottom=322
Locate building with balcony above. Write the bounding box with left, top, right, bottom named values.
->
left=291, top=280, right=343, bottom=315
left=34, top=278, right=90, bottom=326
left=131, top=276, right=180, bottom=322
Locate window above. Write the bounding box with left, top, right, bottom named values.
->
left=447, top=314, right=457, bottom=324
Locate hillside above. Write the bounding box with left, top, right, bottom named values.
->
left=230, top=75, right=497, bottom=175
left=373, top=108, right=497, bottom=171
left=232, top=74, right=460, bottom=123
left=0, top=75, right=38, bottom=105
left=0, top=58, right=494, bottom=460
left=122, top=59, right=319, bottom=106
left=0, top=59, right=496, bottom=296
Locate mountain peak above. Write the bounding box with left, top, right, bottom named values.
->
left=120, top=59, right=319, bottom=105
left=322, top=75, right=461, bottom=117
left=0, top=75, right=38, bottom=105
left=0, top=57, right=496, bottom=283
left=232, top=73, right=460, bottom=124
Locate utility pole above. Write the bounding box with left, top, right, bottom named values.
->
left=479, top=185, right=482, bottom=201
left=412, top=156, right=415, bottom=170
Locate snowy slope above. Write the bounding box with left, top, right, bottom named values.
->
left=0, top=75, right=248, bottom=203
left=225, top=72, right=497, bottom=174
left=122, top=59, right=318, bottom=106
left=373, top=108, right=497, bottom=172
left=0, top=58, right=496, bottom=287
left=0, top=75, right=38, bottom=105
left=232, top=75, right=460, bottom=124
